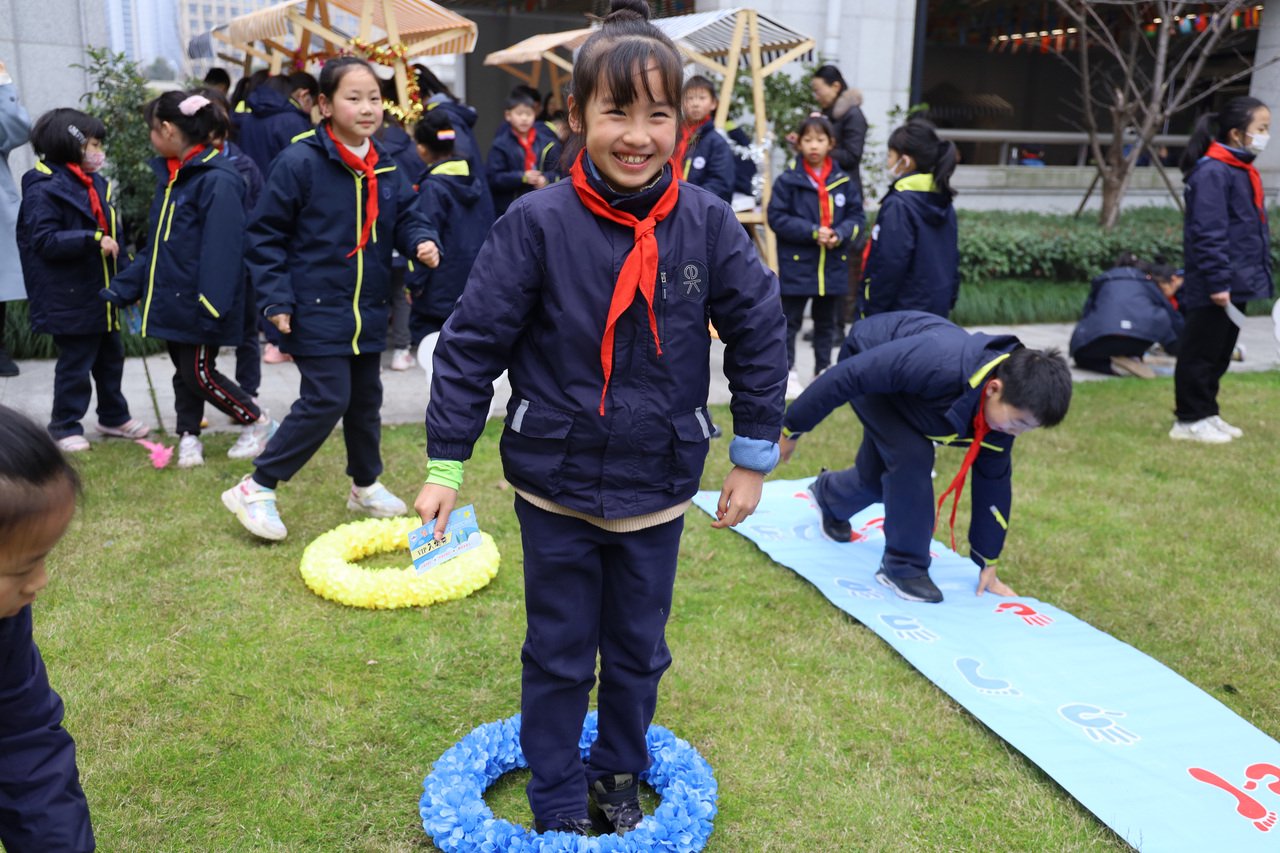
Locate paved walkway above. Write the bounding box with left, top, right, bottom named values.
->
left=1, top=317, right=1276, bottom=439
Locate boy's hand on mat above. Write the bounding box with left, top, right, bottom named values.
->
left=977, top=565, right=1016, bottom=597
left=414, top=484, right=458, bottom=541
left=778, top=432, right=800, bottom=463
left=269, top=313, right=291, bottom=334
left=712, top=467, right=764, bottom=528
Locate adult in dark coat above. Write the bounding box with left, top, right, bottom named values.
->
left=810, top=65, right=867, bottom=194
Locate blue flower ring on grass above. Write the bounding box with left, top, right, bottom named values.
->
left=299, top=517, right=500, bottom=609
left=420, top=710, right=718, bottom=851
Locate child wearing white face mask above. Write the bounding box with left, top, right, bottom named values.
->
left=857, top=118, right=960, bottom=320
left=1171, top=96, right=1273, bottom=444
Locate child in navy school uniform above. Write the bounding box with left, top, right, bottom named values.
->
left=859, top=119, right=960, bottom=319
left=415, top=0, right=786, bottom=834
left=780, top=311, right=1072, bottom=604
left=16, top=108, right=149, bottom=453
left=767, top=115, right=864, bottom=387
left=236, top=73, right=316, bottom=176
left=673, top=75, right=735, bottom=203
left=223, top=57, right=440, bottom=543
left=104, top=91, right=275, bottom=469
left=0, top=405, right=95, bottom=853
left=407, top=109, right=494, bottom=345
left=486, top=93, right=562, bottom=216
left=1069, top=254, right=1183, bottom=378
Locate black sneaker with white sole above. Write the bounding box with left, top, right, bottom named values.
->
left=875, top=568, right=943, bottom=603
left=589, top=773, right=643, bottom=834
left=809, top=471, right=852, bottom=542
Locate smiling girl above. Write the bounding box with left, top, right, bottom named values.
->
left=224, top=57, right=440, bottom=542
left=414, top=0, right=786, bottom=835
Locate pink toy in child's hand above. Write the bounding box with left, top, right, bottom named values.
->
left=135, top=439, right=173, bottom=469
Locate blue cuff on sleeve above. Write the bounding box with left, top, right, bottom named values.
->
left=729, top=436, right=780, bottom=474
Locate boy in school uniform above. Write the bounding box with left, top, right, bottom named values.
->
left=487, top=94, right=561, bottom=216
left=674, top=76, right=735, bottom=203
left=780, top=311, right=1072, bottom=603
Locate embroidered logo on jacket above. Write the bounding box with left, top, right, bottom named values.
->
left=678, top=260, right=709, bottom=300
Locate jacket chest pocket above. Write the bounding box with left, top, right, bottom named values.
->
left=501, top=398, right=575, bottom=496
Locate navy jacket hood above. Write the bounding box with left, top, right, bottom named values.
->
left=246, top=85, right=301, bottom=118
left=859, top=172, right=959, bottom=318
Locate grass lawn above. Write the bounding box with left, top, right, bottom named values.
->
left=36, top=372, right=1279, bottom=851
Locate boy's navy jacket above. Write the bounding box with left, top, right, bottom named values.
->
left=105, top=148, right=246, bottom=346
left=860, top=172, right=959, bottom=318
left=784, top=311, right=1022, bottom=566
left=237, top=85, right=311, bottom=175
left=425, top=99, right=495, bottom=223
left=1181, top=153, right=1274, bottom=310
left=221, top=139, right=263, bottom=212
left=408, top=157, right=493, bottom=322
left=427, top=168, right=788, bottom=519
left=1069, top=265, right=1184, bottom=356
left=767, top=158, right=865, bottom=297
left=486, top=125, right=562, bottom=215
left=17, top=161, right=127, bottom=335
left=680, top=118, right=735, bottom=202
left=246, top=127, right=438, bottom=357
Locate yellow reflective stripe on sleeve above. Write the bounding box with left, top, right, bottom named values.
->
left=200, top=148, right=219, bottom=164
left=969, top=353, right=1011, bottom=388
left=291, top=129, right=316, bottom=144
left=94, top=229, right=103, bottom=241
left=198, top=295, right=220, bottom=318
left=989, top=505, right=1009, bottom=530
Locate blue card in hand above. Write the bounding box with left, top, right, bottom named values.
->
left=408, top=504, right=482, bottom=574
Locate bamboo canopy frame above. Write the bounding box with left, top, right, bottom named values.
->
left=194, top=0, right=477, bottom=115
left=483, top=9, right=814, bottom=270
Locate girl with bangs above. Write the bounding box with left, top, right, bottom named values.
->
left=415, top=0, right=787, bottom=835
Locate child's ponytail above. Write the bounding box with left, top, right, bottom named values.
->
left=887, top=119, right=958, bottom=200
left=415, top=107, right=456, bottom=156
left=144, top=90, right=224, bottom=147
left=1180, top=96, right=1266, bottom=175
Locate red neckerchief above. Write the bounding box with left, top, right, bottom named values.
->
left=513, top=127, right=537, bottom=172
left=934, top=381, right=992, bottom=551
left=1206, top=141, right=1265, bottom=221
left=165, top=144, right=207, bottom=185
left=568, top=151, right=680, bottom=415
left=802, top=157, right=834, bottom=229
left=1168, top=293, right=1180, bottom=311
left=326, top=125, right=380, bottom=257
left=671, top=120, right=701, bottom=178
left=66, top=164, right=108, bottom=232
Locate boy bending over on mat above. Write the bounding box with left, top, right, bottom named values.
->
left=779, top=311, right=1071, bottom=604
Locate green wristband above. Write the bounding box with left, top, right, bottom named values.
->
left=425, top=459, right=463, bottom=491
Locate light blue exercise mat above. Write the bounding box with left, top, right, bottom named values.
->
left=693, top=478, right=1280, bottom=852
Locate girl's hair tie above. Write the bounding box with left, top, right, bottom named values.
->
left=67, top=124, right=86, bottom=144
left=437, top=129, right=456, bottom=140
left=179, top=94, right=211, bottom=116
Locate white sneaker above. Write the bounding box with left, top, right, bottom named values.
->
left=227, top=413, right=278, bottom=460
left=1169, top=418, right=1232, bottom=444
left=785, top=369, right=805, bottom=400
left=346, top=482, right=408, bottom=517
left=221, top=474, right=287, bottom=541
left=56, top=434, right=91, bottom=453
left=1207, top=415, right=1243, bottom=438
left=390, top=348, right=415, bottom=371
left=177, top=433, right=205, bottom=467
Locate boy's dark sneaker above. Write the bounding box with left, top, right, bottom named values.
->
left=875, top=568, right=943, bottom=603
left=533, top=816, right=594, bottom=835
left=0, top=347, right=18, bottom=377
left=589, top=773, right=643, bottom=834
left=809, top=472, right=852, bottom=542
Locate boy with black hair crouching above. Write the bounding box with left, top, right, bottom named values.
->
left=779, top=310, right=1072, bottom=603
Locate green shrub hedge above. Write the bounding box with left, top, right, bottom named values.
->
left=3, top=300, right=164, bottom=359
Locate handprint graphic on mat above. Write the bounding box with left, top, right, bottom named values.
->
left=1245, top=763, right=1280, bottom=797
left=955, top=657, right=1020, bottom=696
left=995, top=601, right=1054, bottom=627
left=834, top=577, right=883, bottom=600
left=1059, top=704, right=1139, bottom=745
left=851, top=517, right=885, bottom=543
left=879, top=614, right=938, bottom=642
left=1189, top=766, right=1278, bottom=832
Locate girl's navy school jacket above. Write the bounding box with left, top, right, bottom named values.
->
left=237, top=85, right=312, bottom=176
left=767, top=159, right=865, bottom=297
left=680, top=119, right=735, bottom=203
left=425, top=99, right=495, bottom=223
left=486, top=125, right=562, bottom=215
left=245, top=127, right=438, bottom=357
left=17, top=161, right=127, bottom=335
left=1181, top=153, right=1273, bottom=310
left=408, top=157, right=494, bottom=323
left=427, top=167, right=788, bottom=520
left=860, top=172, right=959, bottom=318
left=105, top=148, right=246, bottom=347
left=784, top=311, right=1023, bottom=568
left=1069, top=265, right=1183, bottom=357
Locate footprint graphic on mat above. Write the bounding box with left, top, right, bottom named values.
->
left=1059, top=703, right=1140, bottom=745
left=879, top=614, right=938, bottom=642
left=955, top=657, right=1020, bottom=696
left=835, top=577, right=884, bottom=600
left=1189, top=766, right=1278, bottom=832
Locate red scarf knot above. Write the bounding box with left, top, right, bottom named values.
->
left=66, top=164, right=108, bottom=232
left=164, top=144, right=207, bottom=185
left=326, top=124, right=380, bottom=257
left=568, top=152, right=680, bottom=415
left=514, top=127, right=538, bottom=172
left=1205, top=141, right=1265, bottom=221
left=934, top=380, right=992, bottom=552
left=802, top=157, right=834, bottom=229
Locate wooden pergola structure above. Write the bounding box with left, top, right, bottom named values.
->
left=191, top=0, right=477, bottom=115
left=483, top=8, right=814, bottom=270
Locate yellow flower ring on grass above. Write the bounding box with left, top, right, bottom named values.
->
left=299, top=517, right=500, bottom=609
